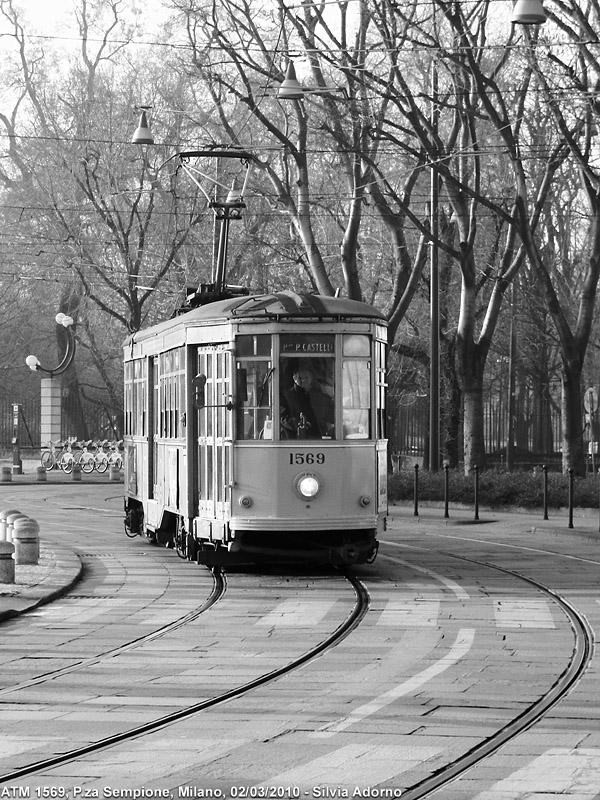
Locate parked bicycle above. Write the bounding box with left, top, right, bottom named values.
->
left=40, top=439, right=77, bottom=473
left=40, top=438, right=124, bottom=474
left=107, top=439, right=124, bottom=471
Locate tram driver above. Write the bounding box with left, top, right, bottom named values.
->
left=281, top=363, right=334, bottom=439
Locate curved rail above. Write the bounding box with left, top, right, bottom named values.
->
left=391, top=548, right=594, bottom=800
left=0, top=571, right=369, bottom=783
left=0, top=567, right=226, bottom=698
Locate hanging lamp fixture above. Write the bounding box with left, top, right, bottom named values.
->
left=277, top=62, right=305, bottom=100
left=511, top=0, right=547, bottom=24
left=131, top=109, right=154, bottom=145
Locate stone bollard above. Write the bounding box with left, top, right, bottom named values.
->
left=0, top=541, right=15, bottom=583
left=0, top=509, right=22, bottom=543
left=36, top=466, right=47, bottom=482
left=1, top=467, right=12, bottom=483
left=13, top=518, right=40, bottom=565
left=6, top=512, right=28, bottom=544
left=72, top=464, right=82, bottom=482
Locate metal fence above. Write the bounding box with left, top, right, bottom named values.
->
left=0, top=397, right=40, bottom=450
left=388, top=390, right=564, bottom=467
left=0, top=395, right=117, bottom=451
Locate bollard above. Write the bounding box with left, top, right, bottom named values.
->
left=474, top=465, right=480, bottom=521
left=413, top=463, right=419, bottom=517
left=0, top=509, right=22, bottom=543
left=1, top=466, right=12, bottom=483
left=568, top=468, right=574, bottom=529
left=13, top=518, right=39, bottom=565
left=6, top=512, right=28, bottom=544
left=36, top=465, right=47, bottom=482
left=72, top=464, right=81, bottom=482
left=109, top=466, right=121, bottom=482
left=542, top=464, right=548, bottom=521
left=0, top=541, right=15, bottom=583
left=444, top=463, right=450, bottom=519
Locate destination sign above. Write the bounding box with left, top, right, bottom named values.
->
left=281, top=334, right=334, bottom=354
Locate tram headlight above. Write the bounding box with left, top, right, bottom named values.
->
left=294, top=472, right=321, bottom=501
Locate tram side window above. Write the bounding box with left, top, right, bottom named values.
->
left=342, top=335, right=371, bottom=439
left=375, top=336, right=387, bottom=439
left=280, top=351, right=335, bottom=439
left=235, top=334, right=272, bottom=440
left=124, top=359, right=147, bottom=437
left=159, top=348, right=185, bottom=439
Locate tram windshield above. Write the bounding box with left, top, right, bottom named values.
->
left=280, top=358, right=335, bottom=439
left=235, top=332, right=373, bottom=441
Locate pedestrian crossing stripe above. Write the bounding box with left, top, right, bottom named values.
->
left=472, top=747, right=600, bottom=798
left=257, top=743, right=442, bottom=789
left=376, top=599, right=441, bottom=627
left=255, top=599, right=337, bottom=627
left=493, top=598, right=556, bottom=628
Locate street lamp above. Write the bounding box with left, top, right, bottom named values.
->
left=277, top=60, right=348, bottom=100
left=512, top=0, right=547, bottom=24
left=26, top=313, right=76, bottom=377
left=131, top=107, right=154, bottom=145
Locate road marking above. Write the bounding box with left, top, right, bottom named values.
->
left=493, top=598, right=555, bottom=628
left=377, top=599, right=441, bottom=626
left=381, top=544, right=470, bottom=600
left=257, top=743, right=441, bottom=789
left=312, top=627, right=475, bottom=737
left=473, top=747, right=600, bottom=798
left=30, top=597, right=131, bottom=624
left=255, top=599, right=337, bottom=627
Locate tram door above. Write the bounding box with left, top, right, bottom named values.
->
left=195, top=346, right=233, bottom=532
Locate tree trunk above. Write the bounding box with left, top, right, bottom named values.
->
left=561, top=360, right=586, bottom=475
left=463, top=374, right=486, bottom=473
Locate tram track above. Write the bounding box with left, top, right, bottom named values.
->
left=380, top=541, right=595, bottom=799
left=0, top=570, right=369, bottom=784
left=0, top=567, right=227, bottom=698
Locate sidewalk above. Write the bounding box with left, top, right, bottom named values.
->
left=0, top=539, right=82, bottom=622
left=0, top=457, right=123, bottom=485
left=0, top=458, right=115, bottom=621
left=388, top=499, right=600, bottom=543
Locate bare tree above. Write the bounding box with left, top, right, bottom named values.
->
left=0, top=0, right=211, bottom=434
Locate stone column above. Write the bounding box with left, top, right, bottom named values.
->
left=40, top=376, right=62, bottom=448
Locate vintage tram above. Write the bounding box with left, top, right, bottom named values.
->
left=123, top=290, right=387, bottom=565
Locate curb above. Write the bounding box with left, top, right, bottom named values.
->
left=0, top=539, right=83, bottom=623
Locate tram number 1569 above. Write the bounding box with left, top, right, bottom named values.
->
left=289, top=452, right=325, bottom=465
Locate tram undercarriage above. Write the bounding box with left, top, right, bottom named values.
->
left=125, top=500, right=378, bottom=566
left=195, top=529, right=379, bottom=567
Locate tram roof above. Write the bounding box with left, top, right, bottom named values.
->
left=128, top=291, right=386, bottom=344
left=200, top=291, right=387, bottom=321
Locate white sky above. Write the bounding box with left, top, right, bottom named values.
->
left=4, top=0, right=169, bottom=43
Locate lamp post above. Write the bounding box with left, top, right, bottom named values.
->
left=26, top=313, right=76, bottom=377
left=429, top=59, right=440, bottom=473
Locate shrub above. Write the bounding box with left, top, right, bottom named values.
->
left=388, top=467, right=600, bottom=509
